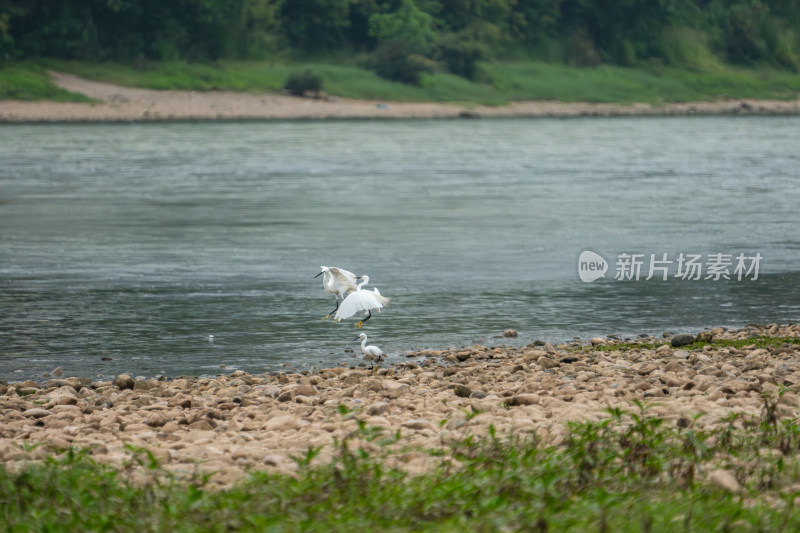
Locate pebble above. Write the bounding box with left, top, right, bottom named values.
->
left=538, top=357, right=560, bottom=369
left=113, top=374, right=135, bottom=390
left=708, top=469, right=741, bottom=493
left=401, top=419, right=434, bottom=431
left=366, top=402, right=389, bottom=416
left=0, top=322, right=797, bottom=488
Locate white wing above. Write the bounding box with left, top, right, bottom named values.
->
left=334, top=290, right=384, bottom=321
left=371, top=287, right=390, bottom=307
left=328, top=267, right=359, bottom=296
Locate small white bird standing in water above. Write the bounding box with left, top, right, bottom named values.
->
left=354, top=332, right=385, bottom=365
left=334, top=275, right=389, bottom=328
left=315, top=266, right=363, bottom=319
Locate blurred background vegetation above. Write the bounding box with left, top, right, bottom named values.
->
left=1, top=0, right=799, bottom=101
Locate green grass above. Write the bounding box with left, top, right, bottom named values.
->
left=0, top=63, right=93, bottom=102
left=585, top=336, right=800, bottom=353
left=2, top=401, right=800, bottom=532
left=2, top=58, right=800, bottom=105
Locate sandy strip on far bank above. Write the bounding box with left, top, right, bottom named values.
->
left=1, top=71, right=800, bottom=123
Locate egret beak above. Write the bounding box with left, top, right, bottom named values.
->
left=353, top=336, right=361, bottom=341
left=314, top=272, right=323, bottom=278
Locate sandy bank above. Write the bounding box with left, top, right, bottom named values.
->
left=2, top=71, right=800, bottom=123
left=1, top=323, right=798, bottom=487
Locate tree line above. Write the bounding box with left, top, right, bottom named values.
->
left=1, top=0, right=798, bottom=83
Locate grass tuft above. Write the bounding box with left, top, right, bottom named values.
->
left=0, top=63, right=92, bottom=102
left=586, top=336, right=800, bottom=353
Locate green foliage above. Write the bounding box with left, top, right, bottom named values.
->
left=371, top=41, right=437, bottom=84
left=657, top=26, right=725, bottom=71
left=368, top=0, right=437, bottom=53
left=2, top=0, right=800, bottom=77
left=713, top=0, right=800, bottom=70
left=3, top=406, right=800, bottom=531
left=436, top=33, right=487, bottom=80
left=368, top=0, right=438, bottom=84
left=279, top=0, right=353, bottom=51
left=284, top=69, right=324, bottom=95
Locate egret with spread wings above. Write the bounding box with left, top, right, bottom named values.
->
left=315, top=266, right=363, bottom=319
left=333, top=275, right=389, bottom=328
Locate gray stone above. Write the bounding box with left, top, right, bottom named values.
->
left=469, top=390, right=487, bottom=399
left=453, top=385, right=471, bottom=398
left=672, top=349, right=690, bottom=359
left=637, top=364, right=658, bottom=376
left=276, top=391, right=293, bottom=402
left=133, top=379, right=157, bottom=391
left=709, top=469, right=741, bottom=493
left=113, top=374, right=135, bottom=390
left=696, top=331, right=714, bottom=343
left=44, top=379, right=74, bottom=389
left=145, top=413, right=168, bottom=428
left=671, top=334, right=696, bottom=347
left=294, top=384, right=317, bottom=397
left=507, top=394, right=538, bottom=406
left=384, top=382, right=409, bottom=399
left=538, top=357, right=560, bottom=369
left=401, top=419, right=433, bottom=431
left=22, top=408, right=51, bottom=419
left=366, top=402, right=389, bottom=416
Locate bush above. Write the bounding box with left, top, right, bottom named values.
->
left=436, top=34, right=487, bottom=80
left=284, top=69, right=323, bottom=96
left=373, top=40, right=436, bottom=85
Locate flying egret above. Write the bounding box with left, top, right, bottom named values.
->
left=354, top=333, right=385, bottom=365
left=334, top=275, right=389, bottom=328
left=315, top=266, right=362, bottom=319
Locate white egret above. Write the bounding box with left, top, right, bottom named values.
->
left=334, top=275, right=389, bottom=328
left=354, top=333, right=385, bottom=365
left=315, top=266, right=362, bottom=319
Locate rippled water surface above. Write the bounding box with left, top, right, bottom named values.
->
left=1, top=117, right=799, bottom=381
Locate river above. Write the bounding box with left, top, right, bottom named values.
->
left=1, top=116, right=798, bottom=381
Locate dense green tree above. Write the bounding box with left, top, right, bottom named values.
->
left=279, top=0, right=353, bottom=51
left=703, top=0, right=799, bottom=68
left=368, top=0, right=438, bottom=83
left=509, top=0, right=562, bottom=42
left=0, top=0, right=798, bottom=73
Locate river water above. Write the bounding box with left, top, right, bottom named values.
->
left=1, top=117, right=799, bottom=381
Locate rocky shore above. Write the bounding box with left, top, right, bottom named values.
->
left=2, top=71, right=800, bottom=122
left=1, top=323, right=799, bottom=487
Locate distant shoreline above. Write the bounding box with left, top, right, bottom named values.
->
left=2, top=71, right=800, bottom=123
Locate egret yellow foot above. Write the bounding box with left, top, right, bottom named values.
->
left=356, top=321, right=364, bottom=329
left=321, top=314, right=331, bottom=320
